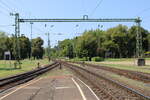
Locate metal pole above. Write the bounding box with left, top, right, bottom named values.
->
left=97, top=25, right=103, bottom=56
left=17, top=13, right=21, bottom=60
left=45, top=24, right=53, bottom=61
left=48, top=32, right=51, bottom=61
left=10, top=13, right=21, bottom=68
left=97, top=25, right=100, bottom=55
left=16, top=13, right=21, bottom=68
left=30, top=22, right=33, bottom=60
left=74, top=24, right=79, bottom=57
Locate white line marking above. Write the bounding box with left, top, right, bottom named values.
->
left=0, top=78, right=42, bottom=100
left=55, top=87, right=71, bottom=89
left=72, top=78, right=87, bottom=100
left=75, top=77, right=100, bottom=100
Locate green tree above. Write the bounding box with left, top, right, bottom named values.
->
left=76, top=30, right=97, bottom=60
left=32, top=37, right=44, bottom=59
left=0, top=31, right=12, bottom=59
left=58, top=39, right=73, bottom=57
left=102, top=40, right=119, bottom=58
left=52, top=24, right=150, bottom=59
left=19, top=35, right=31, bottom=59
left=106, top=25, right=128, bottom=58
left=66, top=43, right=74, bottom=59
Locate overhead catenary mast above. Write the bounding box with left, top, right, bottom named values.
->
left=11, top=13, right=145, bottom=66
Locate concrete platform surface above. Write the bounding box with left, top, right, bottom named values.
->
left=0, top=76, right=100, bottom=100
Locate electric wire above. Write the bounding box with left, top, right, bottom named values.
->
left=81, top=0, right=87, bottom=15
left=90, top=0, right=103, bottom=16
left=4, top=0, right=31, bottom=17
left=0, top=0, right=38, bottom=35
left=0, top=0, right=15, bottom=12
left=0, top=24, right=13, bottom=27
left=135, top=7, right=150, bottom=17
left=0, top=0, right=17, bottom=19
left=0, top=3, right=11, bottom=13
left=135, top=7, right=150, bottom=24
left=0, top=0, right=15, bottom=34
left=0, top=9, right=10, bottom=17
left=26, top=24, right=45, bottom=35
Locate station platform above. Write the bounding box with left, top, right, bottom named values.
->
left=0, top=75, right=99, bottom=100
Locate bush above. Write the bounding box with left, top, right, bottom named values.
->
left=145, top=52, right=150, bottom=57
left=92, top=57, right=104, bottom=62
left=71, top=57, right=89, bottom=61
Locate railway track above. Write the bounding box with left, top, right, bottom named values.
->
left=0, top=62, right=60, bottom=93
left=62, top=61, right=150, bottom=100
left=71, top=61, right=150, bottom=83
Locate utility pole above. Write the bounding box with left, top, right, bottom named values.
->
left=10, top=13, right=21, bottom=68
left=74, top=24, right=79, bottom=57
left=97, top=24, right=103, bottom=56
left=45, top=24, right=54, bottom=61
left=30, top=22, right=33, bottom=60
left=47, top=32, right=51, bottom=61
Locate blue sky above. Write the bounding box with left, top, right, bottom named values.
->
left=0, top=0, right=150, bottom=47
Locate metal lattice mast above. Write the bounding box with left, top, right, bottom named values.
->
left=10, top=13, right=21, bottom=67
left=136, top=17, right=142, bottom=58
left=17, top=13, right=21, bottom=60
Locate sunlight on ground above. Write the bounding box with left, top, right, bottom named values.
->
left=100, top=59, right=150, bottom=66
left=0, top=59, right=51, bottom=78
left=88, top=58, right=150, bottom=73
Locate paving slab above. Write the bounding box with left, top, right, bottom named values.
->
left=0, top=76, right=99, bottom=100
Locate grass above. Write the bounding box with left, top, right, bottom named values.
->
left=87, top=58, right=150, bottom=73
left=0, top=59, right=51, bottom=78
left=69, top=62, right=150, bottom=94
left=100, top=69, right=150, bottom=94
left=102, top=58, right=150, bottom=61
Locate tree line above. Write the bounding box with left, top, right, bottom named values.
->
left=52, top=24, right=150, bottom=60
left=0, top=31, right=44, bottom=60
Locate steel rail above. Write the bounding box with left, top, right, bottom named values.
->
left=0, top=62, right=57, bottom=81
left=72, top=61, right=150, bottom=83
left=63, top=62, right=150, bottom=100
left=0, top=62, right=60, bottom=92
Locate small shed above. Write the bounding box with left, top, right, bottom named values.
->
left=4, top=51, right=11, bottom=60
